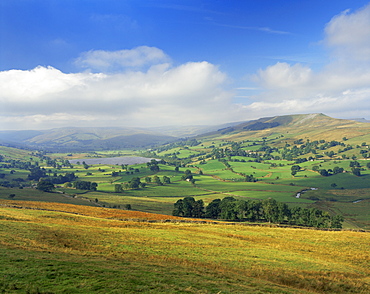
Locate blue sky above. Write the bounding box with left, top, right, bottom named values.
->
left=1, top=0, right=370, bottom=130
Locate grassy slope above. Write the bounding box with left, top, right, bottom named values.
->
left=199, top=114, right=368, bottom=145
left=0, top=200, right=369, bottom=293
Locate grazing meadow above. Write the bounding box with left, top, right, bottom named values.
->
left=0, top=200, right=369, bottom=293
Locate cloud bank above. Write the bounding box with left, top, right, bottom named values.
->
left=0, top=46, right=235, bottom=129
left=250, top=3, right=370, bottom=119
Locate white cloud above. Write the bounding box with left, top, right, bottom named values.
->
left=325, top=5, right=370, bottom=62
left=254, top=62, right=312, bottom=90
left=252, top=3, right=370, bottom=119
left=0, top=52, right=237, bottom=130
left=75, top=46, right=171, bottom=72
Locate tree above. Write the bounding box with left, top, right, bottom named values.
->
left=262, top=198, right=279, bottom=223
left=182, top=197, right=196, bottom=217
left=350, top=161, right=360, bottom=168
left=319, top=169, right=330, bottom=176
left=163, top=176, right=171, bottom=184
left=312, top=166, right=320, bottom=172
left=153, top=175, right=163, bottom=185
left=28, top=167, right=47, bottom=181
left=219, top=197, right=238, bottom=220
left=192, top=200, right=205, bottom=218
left=245, top=174, right=256, bottom=182
left=205, top=199, right=221, bottom=219
left=291, top=165, right=300, bottom=173
left=245, top=200, right=262, bottom=222
left=90, top=182, right=98, bottom=191
left=289, top=207, right=303, bottom=225
left=73, top=180, right=97, bottom=191
left=182, top=169, right=193, bottom=181
left=82, top=161, right=89, bottom=169
left=352, top=167, right=361, bottom=176
left=173, top=199, right=184, bottom=216
left=129, top=177, right=141, bottom=189
left=331, top=215, right=344, bottom=228
left=64, top=182, right=72, bottom=188
left=114, top=184, right=123, bottom=193
left=36, top=179, right=55, bottom=192
left=277, top=202, right=290, bottom=223
left=333, top=166, right=344, bottom=174
left=147, top=160, right=160, bottom=172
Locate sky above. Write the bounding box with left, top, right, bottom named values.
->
left=1, top=0, right=370, bottom=130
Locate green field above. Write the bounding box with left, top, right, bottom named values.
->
left=2, top=118, right=370, bottom=231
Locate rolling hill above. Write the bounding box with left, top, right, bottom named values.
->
left=0, top=127, right=177, bottom=151
left=0, top=113, right=369, bottom=152
left=197, top=113, right=370, bottom=144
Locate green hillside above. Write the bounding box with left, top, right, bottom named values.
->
left=0, top=201, right=369, bottom=293
left=198, top=113, right=368, bottom=143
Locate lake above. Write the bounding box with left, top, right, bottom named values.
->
left=69, top=156, right=157, bottom=166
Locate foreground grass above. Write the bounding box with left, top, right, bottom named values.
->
left=0, top=201, right=369, bottom=293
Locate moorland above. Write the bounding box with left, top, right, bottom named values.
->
left=0, top=113, right=370, bottom=293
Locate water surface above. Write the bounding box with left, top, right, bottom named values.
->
left=69, top=156, right=156, bottom=165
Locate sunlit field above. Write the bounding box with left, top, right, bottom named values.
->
left=0, top=200, right=369, bottom=293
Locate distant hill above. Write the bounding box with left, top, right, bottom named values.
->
left=0, top=127, right=178, bottom=152
left=148, top=121, right=244, bottom=137
left=1, top=113, right=368, bottom=151
left=196, top=113, right=370, bottom=144
left=0, top=122, right=247, bottom=152
left=350, top=118, right=370, bottom=123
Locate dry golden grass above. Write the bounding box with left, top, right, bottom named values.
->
left=0, top=199, right=182, bottom=221
left=0, top=200, right=369, bottom=293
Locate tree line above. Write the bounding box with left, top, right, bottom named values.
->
left=173, top=196, right=343, bottom=228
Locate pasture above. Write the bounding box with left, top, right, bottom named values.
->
left=0, top=200, right=369, bottom=293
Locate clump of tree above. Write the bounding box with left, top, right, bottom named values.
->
left=317, top=166, right=344, bottom=177
left=181, top=170, right=194, bottom=183
left=73, top=180, right=98, bottom=191
left=352, top=167, right=361, bottom=176
left=172, top=196, right=205, bottom=218
left=114, top=184, right=123, bottom=193
left=153, top=175, right=163, bottom=186
left=147, top=159, right=160, bottom=172
left=127, top=177, right=146, bottom=189
left=28, top=167, right=47, bottom=181
left=50, top=172, right=77, bottom=184
left=173, top=196, right=343, bottom=228
left=291, top=165, right=300, bottom=176
left=245, top=174, right=257, bottom=182
left=36, top=179, right=55, bottom=192
left=163, top=176, right=171, bottom=184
